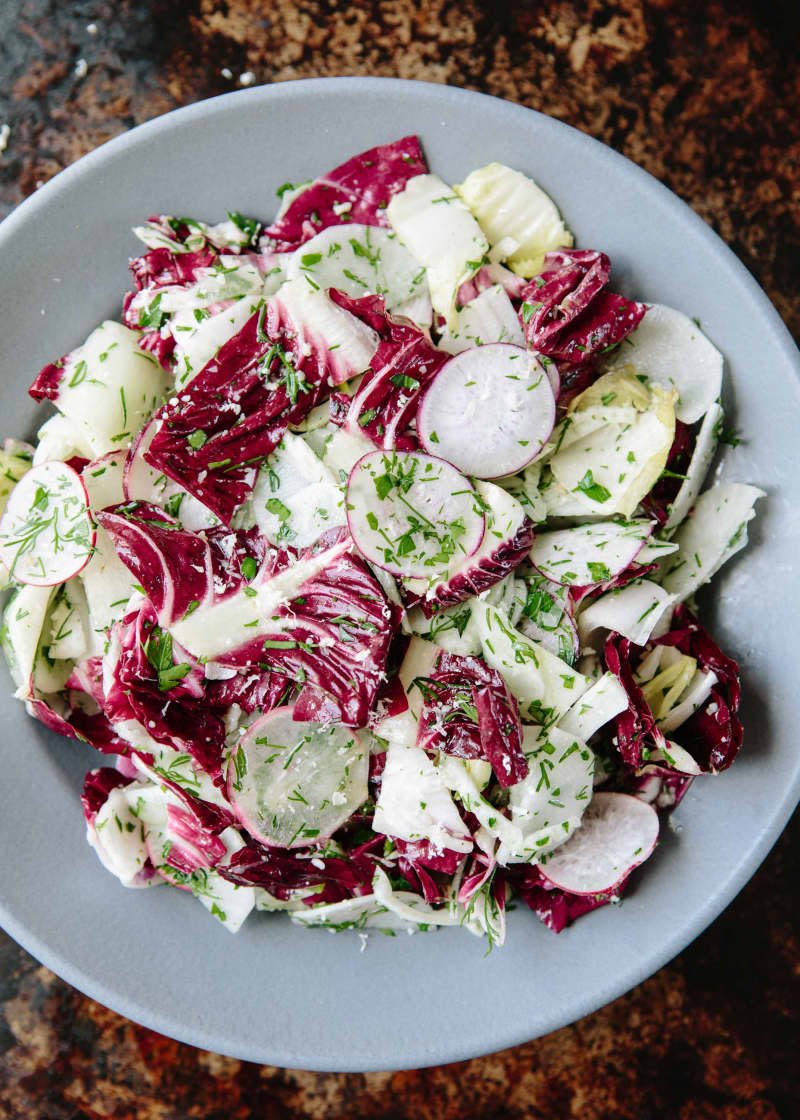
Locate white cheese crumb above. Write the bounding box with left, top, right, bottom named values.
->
left=221, top=67, right=233, bottom=80
left=74, top=58, right=88, bottom=79
left=239, top=71, right=255, bottom=87
left=332, top=201, right=353, bottom=216
left=86, top=23, right=98, bottom=35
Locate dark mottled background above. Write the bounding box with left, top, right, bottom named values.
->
left=0, top=1, right=798, bottom=1116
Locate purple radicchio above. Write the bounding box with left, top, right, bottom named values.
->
left=121, top=246, right=218, bottom=369
left=27, top=656, right=131, bottom=758
left=80, top=767, right=135, bottom=826
left=218, top=538, right=400, bottom=728
left=95, top=502, right=278, bottom=627
left=218, top=837, right=379, bottom=905
left=103, top=602, right=227, bottom=786
left=415, top=488, right=535, bottom=617
left=604, top=604, right=742, bottom=774
left=416, top=651, right=528, bottom=787
left=141, top=302, right=337, bottom=525
left=513, top=864, right=629, bottom=933
left=328, top=290, right=448, bottom=450
left=519, top=249, right=647, bottom=404
left=641, top=420, right=695, bottom=526
left=96, top=509, right=399, bottom=728
left=651, top=604, right=742, bottom=773
left=263, top=136, right=428, bottom=252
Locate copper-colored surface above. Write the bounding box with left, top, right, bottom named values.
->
left=0, top=1, right=797, bottom=1114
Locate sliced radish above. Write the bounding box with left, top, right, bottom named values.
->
left=227, top=706, right=368, bottom=849
left=0, top=461, right=95, bottom=587
left=123, top=418, right=219, bottom=532
left=346, top=450, right=485, bottom=579
left=539, top=791, right=659, bottom=895
left=529, top=519, right=653, bottom=587
left=608, top=303, right=723, bottom=424
left=417, top=344, right=555, bottom=479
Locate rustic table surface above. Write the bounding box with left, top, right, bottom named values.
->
left=0, top=2, right=798, bottom=1117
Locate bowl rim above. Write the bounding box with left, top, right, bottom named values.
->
left=0, top=75, right=798, bottom=1070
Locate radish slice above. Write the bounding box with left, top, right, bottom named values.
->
left=417, top=344, right=555, bottom=479
left=540, top=792, right=659, bottom=895
left=0, top=461, right=95, bottom=587
left=419, top=481, right=533, bottom=614
left=346, top=450, right=485, bottom=579
left=608, top=304, right=723, bottom=424
left=529, top=519, right=653, bottom=587
left=227, top=706, right=368, bottom=848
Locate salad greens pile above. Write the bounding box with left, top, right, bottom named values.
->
left=0, top=137, right=763, bottom=944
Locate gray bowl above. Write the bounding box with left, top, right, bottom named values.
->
left=0, top=77, right=798, bottom=1072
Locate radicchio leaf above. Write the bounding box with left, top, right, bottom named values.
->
left=416, top=651, right=528, bottom=787
left=104, top=604, right=226, bottom=786
left=263, top=136, right=428, bottom=252
left=328, top=290, right=447, bottom=450
left=96, top=502, right=278, bottom=627
left=142, top=303, right=334, bottom=525
left=603, top=632, right=668, bottom=767
left=514, top=864, right=629, bottom=933
left=652, top=603, right=742, bottom=773
left=80, top=767, right=134, bottom=826
left=218, top=838, right=378, bottom=905
left=218, top=542, right=400, bottom=728
left=519, top=249, right=646, bottom=400
left=604, top=605, right=742, bottom=774
left=641, top=420, right=695, bottom=525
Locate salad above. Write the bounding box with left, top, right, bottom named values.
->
left=0, top=137, right=763, bottom=945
